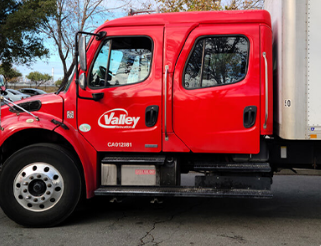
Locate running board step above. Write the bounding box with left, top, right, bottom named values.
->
left=94, top=187, right=272, bottom=199
left=193, top=163, right=271, bottom=172
left=102, top=156, right=165, bottom=164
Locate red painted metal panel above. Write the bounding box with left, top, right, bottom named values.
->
left=0, top=94, right=63, bottom=146
left=99, top=10, right=271, bottom=29
left=54, top=123, right=98, bottom=198
left=60, top=81, right=78, bottom=130
left=162, top=133, right=190, bottom=152
left=173, top=24, right=261, bottom=154
left=164, top=23, right=199, bottom=73
left=77, top=26, right=164, bottom=152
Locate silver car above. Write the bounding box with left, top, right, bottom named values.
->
left=5, top=89, right=31, bottom=101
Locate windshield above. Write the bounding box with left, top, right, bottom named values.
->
left=8, top=89, right=19, bottom=95
left=64, top=70, right=75, bottom=92
left=56, top=69, right=75, bottom=94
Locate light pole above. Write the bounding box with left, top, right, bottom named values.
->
left=52, top=67, right=54, bottom=86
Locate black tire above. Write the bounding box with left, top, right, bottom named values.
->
left=0, top=143, right=82, bottom=227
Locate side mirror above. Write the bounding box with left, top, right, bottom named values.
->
left=79, top=73, right=86, bottom=90
left=79, top=36, right=87, bottom=71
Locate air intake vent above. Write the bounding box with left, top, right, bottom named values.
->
left=9, top=100, right=42, bottom=113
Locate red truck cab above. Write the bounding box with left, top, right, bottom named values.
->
left=0, top=10, right=273, bottom=227
left=73, top=10, right=272, bottom=153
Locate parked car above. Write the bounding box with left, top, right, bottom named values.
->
left=6, top=89, right=31, bottom=101
left=18, top=88, right=47, bottom=96
left=2, top=89, right=30, bottom=102
left=0, top=89, right=30, bottom=106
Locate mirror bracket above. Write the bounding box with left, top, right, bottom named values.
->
left=92, top=93, right=104, bottom=101
left=96, top=31, right=106, bottom=41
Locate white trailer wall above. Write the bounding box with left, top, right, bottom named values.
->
left=307, top=0, right=321, bottom=129
left=265, top=0, right=321, bottom=140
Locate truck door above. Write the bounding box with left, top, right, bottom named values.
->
left=172, top=24, right=261, bottom=154
left=77, top=26, right=163, bottom=152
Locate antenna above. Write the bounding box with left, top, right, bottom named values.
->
left=128, top=7, right=160, bottom=16
left=52, top=67, right=54, bottom=85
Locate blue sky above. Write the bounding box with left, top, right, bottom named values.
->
left=16, top=54, right=64, bottom=83
left=15, top=10, right=127, bottom=82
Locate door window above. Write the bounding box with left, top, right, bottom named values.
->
left=89, top=37, right=152, bottom=88
left=184, top=36, right=249, bottom=89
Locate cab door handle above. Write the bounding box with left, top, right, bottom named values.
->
left=243, top=106, right=257, bottom=128
left=145, top=105, right=159, bottom=127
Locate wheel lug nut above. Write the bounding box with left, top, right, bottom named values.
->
left=26, top=196, right=31, bottom=199
left=41, top=197, right=45, bottom=201
left=23, top=189, right=27, bottom=193
left=47, top=184, right=52, bottom=188
left=29, top=176, right=34, bottom=180
left=23, top=182, right=29, bottom=185
left=46, top=191, right=51, bottom=195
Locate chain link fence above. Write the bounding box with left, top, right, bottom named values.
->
left=6, top=84, right=58, bottom=93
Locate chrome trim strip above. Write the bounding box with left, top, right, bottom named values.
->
left=263, top=52, right=268, bottom=129
left=164, top=65, right=169, bottom=141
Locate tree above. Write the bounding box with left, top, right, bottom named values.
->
left=55, top=78, right=63, bottom=87
left=26, top=72, right=52, bottom=88
left=0, top=0, right=56, bottom=68
left=154, top=0, right=264, bottom=12
left=40, top=0, right=128, bottom=85
left=224, top=0, right=264, bottom=10
left=0, top=64, right=22, bottom=85
left=156, top=0, right=222, bottom=12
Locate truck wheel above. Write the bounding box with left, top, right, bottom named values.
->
left=0, top=143, right=82, bottom=227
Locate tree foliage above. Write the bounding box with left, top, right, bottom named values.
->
left=26, top=71, right=52, bottom=88
left=156, top=0, right=222, bottom=12
left=155, top=0, right=264, bottom=12
left=0, top=0, right=56, bottom=67
left=224, top=0, right=264, bottom=10
left=0, top=64, right=22, bottom=84
left=55, top=78, right=63, bottom=87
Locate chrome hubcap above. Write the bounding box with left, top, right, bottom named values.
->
left=13, top=163, right=64, bottom=212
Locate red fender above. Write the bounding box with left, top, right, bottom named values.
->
left=54, top=124, right=97, bottom=198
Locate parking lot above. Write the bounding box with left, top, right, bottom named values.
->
left=0, top=175, right=321, bottom=246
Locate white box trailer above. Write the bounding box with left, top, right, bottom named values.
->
left=265, top=0, right=321, bottom=140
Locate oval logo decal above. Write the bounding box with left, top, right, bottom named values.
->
left=79, top=124, right=91, bottom=132
left=98, top=108, right=140, bottom=129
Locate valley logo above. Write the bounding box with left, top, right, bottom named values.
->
left=98, top=108, right=140, bottom=129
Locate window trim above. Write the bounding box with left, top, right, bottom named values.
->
left=88, top=35, right=154, bottom=90
left=183, top=34, right=250, bottom=90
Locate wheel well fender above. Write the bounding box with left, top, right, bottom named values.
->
left=1, top=128, right=96, bottom=198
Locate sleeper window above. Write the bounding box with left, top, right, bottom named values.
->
left=184, top=36, right=249, bottom=89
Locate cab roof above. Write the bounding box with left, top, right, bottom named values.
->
left=99, top=10, right=271, bottom=29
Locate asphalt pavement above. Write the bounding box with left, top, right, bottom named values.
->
left=0, top=175, right=321, bottom=246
